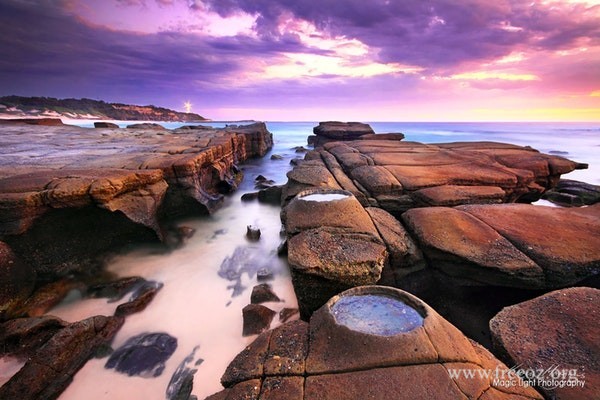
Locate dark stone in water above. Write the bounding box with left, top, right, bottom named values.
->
left=241, top=192, right=259, bottom=202
left=166, top=346, right=200, bottom=400
left=242, top=304, right=276, bottom=336
left=331, top=295, right=424, bottom=336
left=246, top=225, right=261, bottom=241
left=270, top=154, right=283, bottom=160
left=88, top=276, right=147, bottom=302
left=256, top=268, right=273, bottom=281
left=105, top=332, right=177, bottom=377
left=250, top=283, right=281, bottom=304
left=115, top=280, right=163, bottom=317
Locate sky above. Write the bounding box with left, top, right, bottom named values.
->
left=0, top=0, right=599, bottom=121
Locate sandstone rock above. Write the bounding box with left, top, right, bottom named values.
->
left=224, top=122, right=274, bottom=158
left=0, top=315, right=124, bottom=400
left=283, top=139, right=585, bottom=215
left=94, top=122, right=119, bottom=128
left=246, top=225, right=261, bottom=241
left=242, top=304, right=276, bottom=336
left=264, top=320, right=309, bottom=376
left=126, top=123, right=166, bottom=130
left=402, top=206, right=545, bottom=288
left=279, top=308, right=299, bottom=323
left=313, top=121, right=374, bottom=140
left=221, top=330, right=271, bottom=387
left=0, top=122, right=273, bottom=277
left=0, top=241, right=36, bottom=320
left=282, top=190, right=379, bottom=237
left=0, top=118, right=64, bottom=126
left=115, top=280, right=163, bottom=317
left=490, top=287, right=599, bottom=400
left=257, top=185, right=282, bottom=205
left=88, top=276, right=147, bottom=301
left=542, top=179, right=600, bottom=207
left=458, top=204, right=600, bottom=287
left=16, top=278, right=82, bottom=317
left=359, top=132, right=405, bottom=141
left=105, top=332, right=177, bottom=377
left=209, top=286, right=542, bottom=400
left=250, top=284, right=281, bottom=304
left=365, top=207, right=425, bottom=284
left=0, top=315, right=67, bottom=357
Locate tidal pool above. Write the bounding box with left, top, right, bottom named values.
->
left=331, top=294, right=424, bottom=336
left=300, top=193, right=350, bottom=202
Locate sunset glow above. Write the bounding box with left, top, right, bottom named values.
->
left=1, top=0, right=599, bottom=121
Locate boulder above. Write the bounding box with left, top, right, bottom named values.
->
left=288, top=228, right=387, bottom=317
left=402, top=206, right=544, bottom=288
left=126, top=123, right=166, bottom=130
left=542, top=179, right=600, bottom=207
left=94, top=122, right=119, bottom=128
left=250, top=283, right=281, bottom=304
left=313, top=122, right=374, bottom=140
left=359, top=133, right=405, bottom=141
left=246, top=225, right=261, bottom=241
left=242, top=304, right=276, bottom=336
left=0, top=315, right=124, bottom=400
left=208, top=286, right=542, bottom=399
left=115, top=280, right=163, bottom=317
left=490, top=287, right=599, bottom=400
left=458, top=204, right=600, bottom=287
left=105, top=332, right=177, bottom=377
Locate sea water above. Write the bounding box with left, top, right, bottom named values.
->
left=26, top=121, right=600, bottom=399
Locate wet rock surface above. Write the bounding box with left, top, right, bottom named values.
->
left=542, top=178, right=600, bottom=206
left=208, top=286, right=542, bottom=400
left=105, top=332, right=177, bottom=377
left=242, top=304, right=276, bottom=336
left=0, top=315, right=124, bottom=400
left=251, top=283, right=281, bottom=304
left=490, top=287, right=599, bottom=400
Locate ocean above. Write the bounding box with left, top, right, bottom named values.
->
left=22, top=121, right=600, bottom=399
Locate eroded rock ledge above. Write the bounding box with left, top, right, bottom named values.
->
left=0, top=121, right=272, bottom=281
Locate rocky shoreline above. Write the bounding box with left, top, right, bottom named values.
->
left=1, top=121, right=598, bottom=399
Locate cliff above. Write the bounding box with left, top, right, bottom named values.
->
left=0, top=95, right=207, bottom=121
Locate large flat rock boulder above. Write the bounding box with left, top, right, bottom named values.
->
left=402, top=204, right=600, bottom=288
left=313, top=121, right=374, bottom=140
left=208, top=286, right=542, bottom=399
left=490, top=287, right=599, bottom=400
left=286, top=137, right=586, bottom=214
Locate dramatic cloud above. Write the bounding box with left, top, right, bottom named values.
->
left=0, top=0, right=598, bottom=120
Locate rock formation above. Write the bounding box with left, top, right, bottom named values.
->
left=0, top=121, right=273, bottom=281
left=282, top=123, right=597, bottom=317
left=490, top=287, right=599, bottom=400
left=207, top=286, right=542, bottom=399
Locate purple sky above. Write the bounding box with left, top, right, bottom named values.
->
left=1, top=0, right=599, bottom=121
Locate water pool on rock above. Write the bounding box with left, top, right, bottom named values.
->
left=331, top=294, right=424, bottom=336
left=299, top=193, right=350, bottom=202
